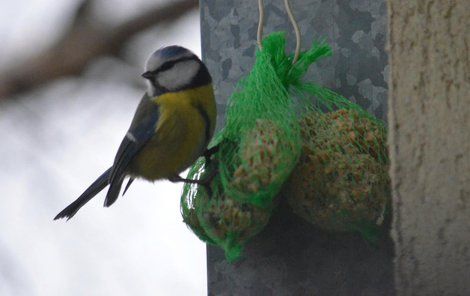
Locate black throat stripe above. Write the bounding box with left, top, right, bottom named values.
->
left=195, top=104, right=212, bottom=146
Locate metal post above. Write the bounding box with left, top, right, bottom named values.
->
left=200, top=0, right=393, bottom=294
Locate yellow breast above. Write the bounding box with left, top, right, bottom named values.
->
left=130, top=84, right=216, bottom=180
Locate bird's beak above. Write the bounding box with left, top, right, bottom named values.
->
left=141, top=71, right=153, bottom=80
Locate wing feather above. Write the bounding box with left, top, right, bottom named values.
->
left=104, top=94, right=160, bottom=207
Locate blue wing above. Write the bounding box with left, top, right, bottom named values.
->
left=105, top=93, right=160, bottom=207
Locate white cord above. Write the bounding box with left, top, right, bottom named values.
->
left=257, top=0, right=301, bottom=64
left=284, top=0, right=301, bottom=63
left=257, top=0, right=265, bottom=49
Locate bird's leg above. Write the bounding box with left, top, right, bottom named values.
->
left=169, top=167, right=218, bottom=185
left=169, top=167, right=218, bottom=196
left=169, top=175, right=202, bottom=184
left=169, top=175, right=213, bottom=196
left=169, top=146, right=220, bottom=196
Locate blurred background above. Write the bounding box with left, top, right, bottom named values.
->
left=0, top=0, right=207, bottom=295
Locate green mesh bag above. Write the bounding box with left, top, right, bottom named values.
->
left=284, top=81, right=390, bottom=243
left=181, top=33, right=334, bottom=261
left=181, top=156, right=274, bottom=262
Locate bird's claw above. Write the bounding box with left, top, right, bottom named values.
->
left=203, top=145, right=219, bottom=166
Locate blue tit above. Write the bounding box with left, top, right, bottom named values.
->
left=55, top=46, right=216, bottom=220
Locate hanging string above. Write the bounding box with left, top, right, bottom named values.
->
left=257, top=0, right=265, bottom=49
left=256, top=0, right=301, bottom=64
left=283, top=0, right=301, bottom=63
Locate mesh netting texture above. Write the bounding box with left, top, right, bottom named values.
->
left=284, top=109, right=390, bottom=242
left=181, top=33, right=390, bottom=261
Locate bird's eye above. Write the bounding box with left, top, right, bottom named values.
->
left=158, top=61, right=176, bottom=72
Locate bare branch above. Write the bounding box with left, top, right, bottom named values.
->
left=0, top=0, right=198, bottom=100
left=70, top=0, right=94, bottom=28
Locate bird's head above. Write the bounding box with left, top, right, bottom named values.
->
left=142, top=46, right=212, bottom=97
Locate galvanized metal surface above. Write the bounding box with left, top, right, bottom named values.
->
left=201, top=0, right=389, bottom=122
left=200, top=0, right=393, bottom=294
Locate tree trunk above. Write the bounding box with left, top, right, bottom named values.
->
left=388, top=1, right=470, bottom=295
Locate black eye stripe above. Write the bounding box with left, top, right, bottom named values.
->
left=158, top=61, right=175, bottom=72
left=152, top=56, right=197, bottom=74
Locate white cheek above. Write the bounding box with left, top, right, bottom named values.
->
left=157, top=60, right=200, bottom=91
left=146, top=80, right=156, bottom=96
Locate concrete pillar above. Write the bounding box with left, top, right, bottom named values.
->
left=200, top=0, right=393, bottom=294
left=388, top=1, right=470, bottom=295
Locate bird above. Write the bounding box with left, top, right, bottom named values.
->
left=54, top=46, right=217, bottom=220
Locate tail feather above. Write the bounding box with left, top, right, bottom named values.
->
left=54, top=168, right=112, bottom=220
left=104, top=175, right=125, bottom=207
left=122, top=177, right=135, bottom=196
